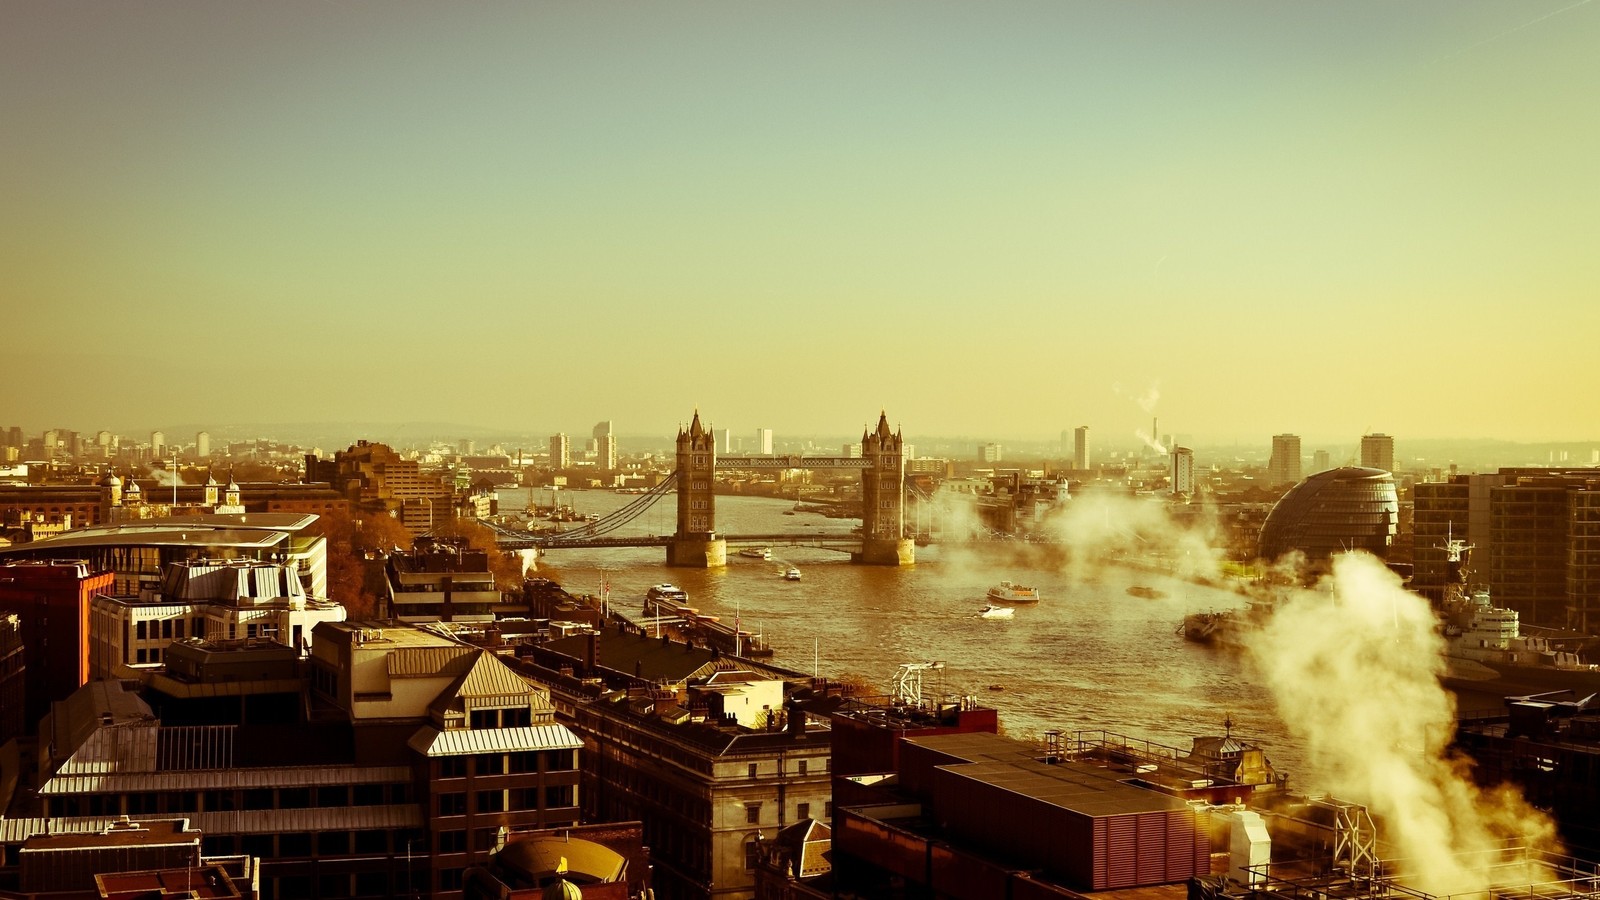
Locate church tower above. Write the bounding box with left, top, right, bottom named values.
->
left=668, top=411, right=726, bottom=567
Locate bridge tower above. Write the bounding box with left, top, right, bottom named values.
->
left=856, top=411, right=915, bottom=565
left=668, top=410, right=726, bottom=567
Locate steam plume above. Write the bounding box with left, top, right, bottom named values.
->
left=144, top=465, right=181, bottom=487
left=1247, top=553, right=1562, bottom=894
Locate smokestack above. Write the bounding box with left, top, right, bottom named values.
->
left=584, top=631, right=597, bottom=673
left=1152, top=417, right=1158, bottom=448
left=787, top=701, right=807, bottom=739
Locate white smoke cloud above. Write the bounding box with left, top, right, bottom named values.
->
left=144, top=465, right=181, bottom=487
left=1039, top=490, right=1221, bottom=583
left=517, top=548, right=538, bottom=577
left=1133, top=428, right=1169, bottom=455
left=1247, top=553, right=1562, bottom=894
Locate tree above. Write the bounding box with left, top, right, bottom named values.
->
left=307, top=509, right=397, bottom=620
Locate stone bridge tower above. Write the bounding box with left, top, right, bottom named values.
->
left=668, top=410, right=726, bottom=567
left=858, top=411, right=914, bottom=565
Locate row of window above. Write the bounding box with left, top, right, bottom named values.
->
left=435, top=785, right=573, bottom=817
left=744, top=799, right=829, bottom=825
left=47, top=783, right=409, bottom=817
left=435, top=748, right=571, bottom=778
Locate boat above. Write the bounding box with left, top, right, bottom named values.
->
left=1439, top=590, right=1600, bottom=696
left=783, top=567, right=802, bottom=581
left=1425, top=534, right=1600, bottom=698
left=987, top=581, right=1039, bottom=604
left=1126, top=585, right=1166, bottom=600
left=978, top=604, right=1014, bottom=619
left=739, top=547, right=772, bottom=560
left=646, top=583, right=688, bottom=603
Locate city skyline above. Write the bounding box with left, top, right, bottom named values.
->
left=3, top=2, right=1596, bottom=441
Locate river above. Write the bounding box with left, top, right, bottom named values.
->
left=501, top=488, right=1332, bottom=783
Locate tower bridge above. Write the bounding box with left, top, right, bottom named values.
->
left=669, top=410, right=912, bottom=567
left=489, top=410, right=914, bottom=567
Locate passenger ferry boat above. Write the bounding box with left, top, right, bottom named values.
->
left=987, top=581, right=1039, bottom=604
left=739, top=547, right=772, bottom=560
left=783, top=567, right=802, bottom=581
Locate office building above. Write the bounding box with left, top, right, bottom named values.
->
left=549, top=433, right=571, bottom=470
left=978, top=443, right=1003, bottom=464
left=0, top=559, right=115, bottom=732
left=1312, top=449, right=1331, bottom=474
left=1267, top=434, right=1302, bottom=488
left=150, top=430, right=166, bottom=457
left=513, top=627, right=834, bottom=900
left=1258, top=467, right=1398, bottom=563
left=716, top=428, right=733, bottom=454
left=756, top=428, right=774, bottom=455
left=196, top=431, right=210, bottom=459
left=1, top=621, right=586, bottom=900
left=1073, top=426, right=1090, bottom=471
left=1488, top=473, right=1600, bottom=628
left=0, top=612, right=23, bottom=747
left=1361, top=433, right=1395, bottom=473
left=384, top=544, right=499, bottom=624
left=1171, top=446, right=1195, bottom=495
left=89, top=558, right=346, bottom=679
left=304, top=440, right=451, bottom=533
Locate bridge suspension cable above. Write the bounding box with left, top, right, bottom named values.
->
left=486, top=474, right=679, bottom=547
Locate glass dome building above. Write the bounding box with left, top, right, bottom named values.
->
left=1258, top=466, right=1399, bottom=562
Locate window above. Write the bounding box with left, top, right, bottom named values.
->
left=354, top=831, right=388, bottom=854
left=798, top=802, right=810, bottom=820
left=439, top=756, right=467, bottom=778
left=161, top=619, right=172, bottom=639
left=439, top=869, right=464, bottom=891
left=748, top=763, right=757, bottom=779
left=545, top=785, right=573, bottom=809
left=279, top=832, right=312, bottom=858
left=476, top=790, right=504, bottom=813
left=437, top=792, right=467, bottom=816
left=317, top=786, right=347, bottom=807
left=354, top=872, right=388, bottom=898
left=474, top=827, right=499, bottom=851
left=175, top=619, right=185, bottom=639
left=317, top=830, right=349, bottom=856
left=136, top=649, right=147, bottom=664
left=437, top=830, right=467, bottom=853
left=136, top=621, right=148, bottom=640
left=745, top=838, right=760, bottom=871
left=247, top=623, right=258, bottom=639
left=474, top=753, right=505, bottom=776
left=798, top=760, right=807, bottom=776
left=353, top=784, right=384, bottom=806
left=745, top=802, right=761, bottom=825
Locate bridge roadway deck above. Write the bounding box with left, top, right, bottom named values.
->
left=494, top=532, right=863, bottom=551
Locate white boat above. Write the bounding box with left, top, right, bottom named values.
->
left=987, top=581, right=1040, bottom=604
left=646, top=584, right=688, bottom=603
left=979, top=604, right=1014, bottom=619
left=783, top=567, right=802, bottom=581
left=739, top=547, right=772, bottom=560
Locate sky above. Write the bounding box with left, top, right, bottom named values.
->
left=3, top=1, right=1597, bottom=445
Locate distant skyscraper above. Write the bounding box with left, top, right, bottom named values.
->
left=756, top=428, right=773, bottom=455
left=1171, top=447, right=1195, bottom=495
left=716, top=428, right=732, bottom=454
left=150, top=431, right=165, bottom=457
left=596, top=434, right=617, bottom=470
left=459, top=439, right=475, bottom=456
left=1360, top=433, right=1395, bottom=473
left=842, top=443, right=862, bottom=458
left=592, top=420, right=613, bottom=440
left=1267, top=434, right=1301, bottom=488
left=1073, top=426, right=1090, bottom=471
left=1312, top=449, right=1331, bottom=474
left=195, top=431, right=210, bottom=459
left=979, top=443, right=1003, bottom=464
left=549, top=433, right=570, bottom=469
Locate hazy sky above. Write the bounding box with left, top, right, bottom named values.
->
left=4, top=2, right=1596, bottom=444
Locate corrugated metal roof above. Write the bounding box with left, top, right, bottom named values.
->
left=407, top=724, right=582, bottom=757
left=386, top=645, right=476, bottom=677
left=41, top=765, right=413, bottom=796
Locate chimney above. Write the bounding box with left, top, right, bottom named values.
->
left=787, top=701, right=807, bottom=739
left=584, top=631, right=598, bottom=674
